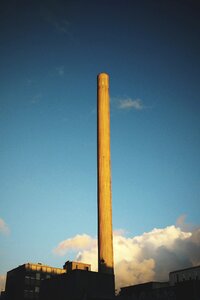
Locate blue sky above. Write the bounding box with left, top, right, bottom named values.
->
left=0, top=0, right=200, bottom=285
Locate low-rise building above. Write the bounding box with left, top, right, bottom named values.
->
left=119, top=265, right=200, bottom=300
left=39, top=269, right=115, bottom=300
left=5, top=262, right=65, bottom=300
left=119, top=281, right=173, bottom=300
left=169, top=265, right=200, bottom=286
left=63, top=260, right=91, bottom=272
left=0, top=291, right=6, bottom=300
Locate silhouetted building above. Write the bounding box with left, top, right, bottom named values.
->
left=39, top=269, right=115, bottom=300
left=119, top=281, right=173, bottom=300
left=169, top=265, right=200, bottom=300
left=4, top=261, right=114, bottom=300
left=169, top=265, right=200, bottom=285
left=5, top=262, right=65, bottom=300
left=0, top=291, right=6, bottom=300
left=174, top=280, right=200, bottom=300
left=63, top=261, right=91, bottom=272
left=118, top=265, right=200, bottom=300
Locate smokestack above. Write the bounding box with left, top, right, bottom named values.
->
left=97, top=73, right=114, bottom=275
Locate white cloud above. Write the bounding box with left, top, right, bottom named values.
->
left=115, top=258, right=155, bottom=288
left=0, top=275, right=6, bottom=292
left=175, top=214, right=195, bottom=232
left=53, top=223, right=200, bottom=290
left=0, top=218, right=10, bottom=236
left=53, top=234, right=96, bottom=256
left=118, top=98, right=144, bottom=110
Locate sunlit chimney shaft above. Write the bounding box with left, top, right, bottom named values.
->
left=97, top=73, right=114, bottom=275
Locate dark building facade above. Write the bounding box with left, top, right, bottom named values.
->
left=5, top=263, right=65, bottom=300
left=169, top=265, right=200, bottom=300
left=119, top=281, right=174, bottom=300
left=4, top=261, right=113, bottom=300
left=169, top=265, right=200, bottom=285
left=39, top=269, right=115, bottom=300
left=118, top=265, right=200, bottom=300
left=0, top=291, right=6, bottom=300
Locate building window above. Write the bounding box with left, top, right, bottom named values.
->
left=36, top=273, right=40, bottom=280
left=29, top=290, right=34, bottom=299
left=30, top=278, right=35, bottom=286
left=35, top=286, right=40, bottom=293
left=25, top=276, right=30, bottom=285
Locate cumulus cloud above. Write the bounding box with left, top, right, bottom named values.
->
left=0, top=218, right=10, bottom=235
left=175, top=214, right=196, bottom=232
left=0, top=275, right=6, bottom=292
left=118, top=98, right=144, bottom=110
left=53, top=224, right=200, bottom=290
left=53, top=234, right=96, bottom=256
